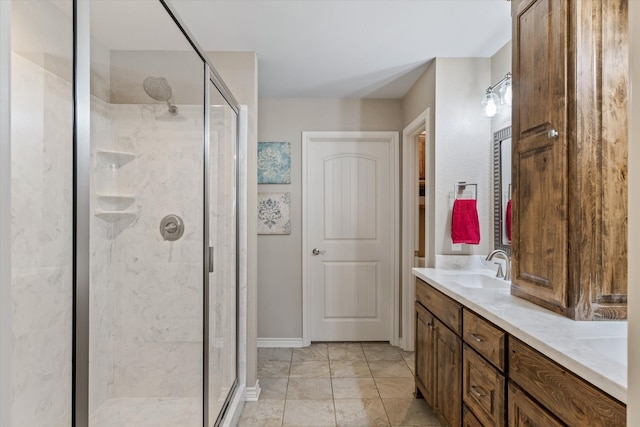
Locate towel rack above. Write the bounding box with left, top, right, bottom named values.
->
left=454, top=181, right=477, bottom=200
left=507, top=183, right=512, bottom=200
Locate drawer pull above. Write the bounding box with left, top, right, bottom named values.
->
left=470, top=385, right=485, bottom=398
left=470, top=333, right=485, bottom=343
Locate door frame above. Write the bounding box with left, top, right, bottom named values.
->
left=302, top=131, right=399, bottom=347
left=401, top=110, right=432, bottom=351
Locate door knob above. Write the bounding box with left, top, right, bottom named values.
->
left=312, top=248, right=325, bottom=255
left=548, top=129, right=559, bottom=139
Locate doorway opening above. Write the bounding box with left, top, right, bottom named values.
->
left=401, top=110, right=432, bottom=351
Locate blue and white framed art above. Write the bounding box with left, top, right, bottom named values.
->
left=258, top=141, right=291, bottom=184
left=257, top=192, right=291, bottom=235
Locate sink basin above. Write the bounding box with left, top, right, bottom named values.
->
left=577, top=337, right=627, bottom=365
left=438, top=272, right=510, bottom=289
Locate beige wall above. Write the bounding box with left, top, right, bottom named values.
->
left=402, top=57, right=493, bottom=259
left=628, top=1, right=639, bottom=423
left=490, top=41, right=512, bottom=135
left=402, top=59, right=436, bottom=129
left=257, top=98, right=403, bottom=339
left=206, top=51, right=259, bottom=388
left=433, top=58, right=492, bottom=256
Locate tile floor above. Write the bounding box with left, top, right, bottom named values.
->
left=239, top=342, right=440, bottom=427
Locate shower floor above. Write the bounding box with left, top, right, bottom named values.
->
left=90, top=397, right=202, bottom=427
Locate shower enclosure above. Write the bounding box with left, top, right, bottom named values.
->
left=2, top=1, right=244, bottom=426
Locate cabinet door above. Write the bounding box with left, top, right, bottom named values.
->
left=463, top=405, right=484, bottom=427
left=435, top=319, right=462, bottom=427
left=415, top=302, right=435, bottom=408
left=512, top=0, right=569, bottom=313
left=508, top=382, right=564, bottom=427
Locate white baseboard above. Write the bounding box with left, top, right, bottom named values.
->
left=244, top=379, right=261, bottom=402
left=257, top=338, right=304, bottom=348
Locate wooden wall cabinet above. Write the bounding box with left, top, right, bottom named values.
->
left=511, top=0, right=628, bottom=319
left=415, top=280, right=462, bottom=427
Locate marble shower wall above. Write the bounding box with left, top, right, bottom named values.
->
left=90, top=102, right=204, bottom=404
left=89, top=95, right=116, bottom=413
left=10, top=52, right=73, bottom=427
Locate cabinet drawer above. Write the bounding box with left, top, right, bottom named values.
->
left=509, top=338, right=626, bottom=426
left=463, top=345, right=505, bottom=427
left=416, top=278, right=462, bottom=334
left=463, top=309, right=506, bottom=371
left=508, top=381, right=564, bottom=427
left=463, top=404, right=484, bottom=427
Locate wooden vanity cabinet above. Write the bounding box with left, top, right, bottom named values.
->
left=511, top=0, right=628, bottom=320
left=415, top=278, right=626, bottom=427
left=415, top=279, right=462, bottom=427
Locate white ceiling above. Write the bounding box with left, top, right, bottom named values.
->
left=169, top=0, right=513, bottom=98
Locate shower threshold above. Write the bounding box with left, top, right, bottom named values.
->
left=90, top=397, right=201, bottom=427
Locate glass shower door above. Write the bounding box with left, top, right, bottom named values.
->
left=207, top=80, right=238, bottom=425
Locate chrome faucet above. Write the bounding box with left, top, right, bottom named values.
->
left=486, top=249, right=511, bottom=281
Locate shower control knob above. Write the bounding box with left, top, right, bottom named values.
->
left=160, top=214, right=185, bottom=241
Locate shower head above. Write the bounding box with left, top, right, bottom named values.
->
left=143, top=76, right=178, bottom=115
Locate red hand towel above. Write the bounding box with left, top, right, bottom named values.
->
left=506, top=199, right=512, bottom=241
left=451, top=199, right=480, bottom=244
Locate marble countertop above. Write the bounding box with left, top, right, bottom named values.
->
left=412, top=267, right=627, bottom=403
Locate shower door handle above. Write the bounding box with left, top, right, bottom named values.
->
left=209, top=246, right=214, bottom=273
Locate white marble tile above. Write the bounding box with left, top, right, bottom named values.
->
left=92, top=104, right=208, bottom=399
left=89, top=397, right=202, bottom=427
left=11, top=52, right=73, bottom=427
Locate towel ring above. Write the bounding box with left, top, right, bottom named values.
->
left=454, top=182, right=477, bottom=200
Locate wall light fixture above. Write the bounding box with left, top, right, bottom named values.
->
left=482, top=72, right=512, bottom=119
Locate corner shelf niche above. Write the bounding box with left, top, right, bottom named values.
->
left=95, top=149, right=137, bottom=223
left=95, top=211, right=137, bottom=223
left=96, top=149, right=136, bottom=168
left=96, top=194, right=135, bottom=211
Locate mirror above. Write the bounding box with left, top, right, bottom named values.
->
left=493, top=126, right=512, bottom=254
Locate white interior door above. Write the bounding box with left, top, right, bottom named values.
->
left=303, top=131, right=398, bottom=342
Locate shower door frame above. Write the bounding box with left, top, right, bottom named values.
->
left=72, top=1, right=243, bottom=426
left=204, top=68, right=241, bottom=427
left=0, top=2, right=12, bottom=426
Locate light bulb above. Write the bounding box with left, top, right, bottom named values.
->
left=500, top=79, right=512, bottom=106
left=482, top=91, right=500, bottom=118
